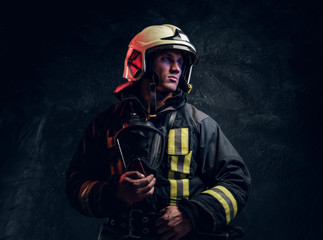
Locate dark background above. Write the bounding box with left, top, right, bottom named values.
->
left=0, top=0, right=322, bottom=239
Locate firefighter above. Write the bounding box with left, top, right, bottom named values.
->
left=65, top=24, right=251, bottom=240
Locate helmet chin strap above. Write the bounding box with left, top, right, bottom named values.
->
left=179, top=74, right=193, bottom=93
left=147, top=69, right=192, bottom=118
left=147, top=73, right=191, bottom=119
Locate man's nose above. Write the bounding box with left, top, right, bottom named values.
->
left=170, top=62, right=181, bottom=74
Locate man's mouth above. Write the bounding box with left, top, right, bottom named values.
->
left=168, top=76, right=178, bottom=82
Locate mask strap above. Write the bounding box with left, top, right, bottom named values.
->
left=148, top=75, right=157, bottom=118
left=168, top=110, right=177, bottom=130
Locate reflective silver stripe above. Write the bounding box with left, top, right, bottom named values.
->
left=174, top=128, right=182, bottom=154
left=177, top=155, right=185, bottom=172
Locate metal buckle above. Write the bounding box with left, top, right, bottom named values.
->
left=129, top=209, right=142, bottom=239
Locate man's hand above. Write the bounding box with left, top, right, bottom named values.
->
left=116, top=171, right=156, bottom=205
left=156, top=206, right=192, bottom=240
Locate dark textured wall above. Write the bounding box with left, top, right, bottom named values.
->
left=0, top=0, right=322, bottom=239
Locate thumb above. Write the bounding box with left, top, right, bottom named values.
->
left=126, top=171, right=145, bottom=179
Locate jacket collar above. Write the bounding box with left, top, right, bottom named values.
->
left=119, top=89, right=187, bottom=117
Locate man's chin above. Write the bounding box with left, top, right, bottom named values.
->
left=156, top=89, right=173, bottom=95
left=156, top=84, right=178, bottom=94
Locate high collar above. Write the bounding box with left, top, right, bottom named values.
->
left=158, top=90, right=187, bottom=111
left=118, top=89, right=187, bottom=117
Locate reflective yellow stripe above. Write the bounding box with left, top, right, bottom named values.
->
left=110, top=162, right=115, bottom=175
left=169, top=179, right=177, bottom=206
left=204, top=189, right=231, bottom=224
left=183, top=151, right=192, bottom=174
left=106, top=129, right=115, bottom=148
left=110, top=159, right=123, bottom=176
left=181, top=128, right=189, bottom=154
left=168, top=129, right=176, bottom=155
left=170, top=155, right=178, bottom=172
left=170, top=152, right=192, bottom=174
left=80, top=181, right=90, bottom=200
left=203, top=186, right=238, bottom=224
left=116, top=158, right=123, bottom=175
left=107, top=137, right=114, bottom=148
left=169, top=179, right=190, bottom=206
left=168, top=128, right=191, bottom=205
left=168, top=170, right=187, bottom=179
left=79, top=180, right=99, bottom=216
left=215, top=186, right=238, bottom=217
left=183, top=179, right=189, bottom=199
left=179, top=172, right=186, bottom=179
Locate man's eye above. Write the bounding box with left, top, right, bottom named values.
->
left=161, top=57, right=170, bottom=62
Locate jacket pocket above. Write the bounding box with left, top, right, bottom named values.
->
left=167, top=127, right=192, bottom=178
left=167, top=127, right=190, bottom=155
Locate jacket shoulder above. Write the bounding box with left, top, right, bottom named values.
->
left=184, top=103, right=211, bottom=124
left=92, top=101, right=125, bottom=123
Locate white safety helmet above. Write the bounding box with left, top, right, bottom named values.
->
left=122, top=24, right=198, bottom=93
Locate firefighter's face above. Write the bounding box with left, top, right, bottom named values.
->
left=153, top=50, right=183, bottom=93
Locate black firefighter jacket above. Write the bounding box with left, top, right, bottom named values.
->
left=65, top=91, right=251, bottom=235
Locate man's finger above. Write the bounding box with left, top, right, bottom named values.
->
left=137, top=177, right=156, bottom=194
left=156, top=208, right=168, bottom=226
left=124, top=171, right=145, bottom=179
left=134, top=174, right=154, bottom=187
left=155, top=216, right=166, bottom=227
left=123, top=172, right=149, bottom=184
left=144, top=185, right=154, bottom=197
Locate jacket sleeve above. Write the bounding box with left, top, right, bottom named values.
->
left=65, top=110, right=126, bottom=218
left=179, top=116, right=251, bottom=232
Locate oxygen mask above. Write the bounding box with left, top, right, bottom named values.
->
left=115, top=118, right=165, bottom=176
